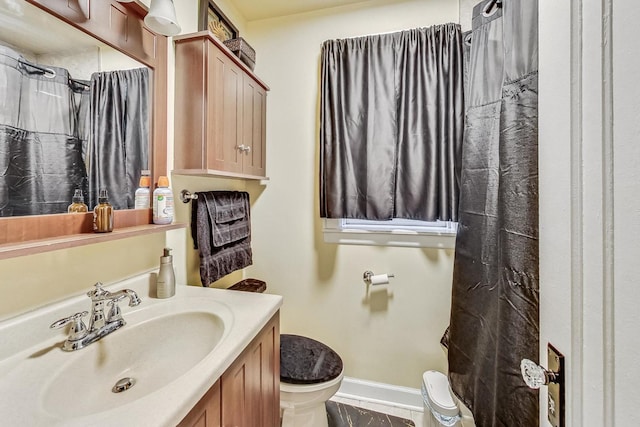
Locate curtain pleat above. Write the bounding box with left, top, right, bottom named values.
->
left=87, top=68, right=149, bottom=210
left=320, top=24, right=464, bottom=221
left=394, top=25, right=464, bottom=221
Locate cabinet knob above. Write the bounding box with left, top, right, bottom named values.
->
left=237, top=145, right=251, bottom=153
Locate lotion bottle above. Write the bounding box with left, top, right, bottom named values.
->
left=157, top=247, right=176, bottom=298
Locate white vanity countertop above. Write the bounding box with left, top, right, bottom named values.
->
left=0, top=274, right=283, bottom=426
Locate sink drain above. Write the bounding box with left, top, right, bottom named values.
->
left=112, top=377, right=136, bottom=393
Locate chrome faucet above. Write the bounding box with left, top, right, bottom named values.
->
left=50, top=282, right=141, bottom=351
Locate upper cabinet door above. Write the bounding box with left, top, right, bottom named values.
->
left=242, top=75, right=267, bottom=178
left=174, top=32, right=269, bottom=180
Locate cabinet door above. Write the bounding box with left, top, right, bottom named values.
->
left=241, top=74, right=267, bottom=178
left=175, top=39, right=207, bottom=170
left=207, top=43, right=243, bottom=174
left=255, top=316, right=279, bottom=426
left=221, top=313, right=280, bottom=427
left=177, top=380, right=221, bottom=427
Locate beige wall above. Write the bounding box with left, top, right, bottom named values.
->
left=1, top=0, right=461, bottom=390
left=0, top=233, right=168, bottom=321
left=242, top=0, right=459, bottom=388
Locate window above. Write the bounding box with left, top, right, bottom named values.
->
left=323, top=218, right=457, bottom=249
left=319, top=25, right=465, bottom=239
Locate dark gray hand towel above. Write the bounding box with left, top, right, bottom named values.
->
left=191, top=191, right=252, bottom=286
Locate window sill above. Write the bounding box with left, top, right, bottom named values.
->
left=323, top=228, right=456, bottom=249
left=0, top=223, right=185, bottom=260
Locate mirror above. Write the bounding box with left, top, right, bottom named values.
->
left=0, top=0, right=168, bottom=244
left=0, top=0, right=152, bottom=216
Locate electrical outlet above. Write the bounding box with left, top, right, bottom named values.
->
left=547, top=344, right=565, bottom=427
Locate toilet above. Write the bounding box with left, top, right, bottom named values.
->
left=280, top=334, right=344, bottom=427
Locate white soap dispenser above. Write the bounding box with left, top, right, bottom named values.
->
left=157, top=247, right=176, bottom=298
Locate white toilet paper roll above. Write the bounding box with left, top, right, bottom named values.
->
left=369, top=274, right=390, bottom=285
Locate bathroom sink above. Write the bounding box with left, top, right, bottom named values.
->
left=0, top=276, right=281, bottom=426
left=41, top=310, right=225, bottom=418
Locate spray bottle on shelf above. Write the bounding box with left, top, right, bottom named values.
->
left=153, top=176, right=174, bottom=224
left=134, top=170, right=151, bottom=209
left=93, top=188, right=113, bottom=233
left=67, top=189, right=88, bottom=213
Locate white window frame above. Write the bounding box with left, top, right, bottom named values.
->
left=323, top=218, right=457, bottom=249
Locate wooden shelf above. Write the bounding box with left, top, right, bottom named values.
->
left=0, top=223, right=185, bottom=260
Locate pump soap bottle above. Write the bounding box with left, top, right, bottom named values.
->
left=157, top=247, right=176, bottom=298
left=93, top=188, right=113, bottom=233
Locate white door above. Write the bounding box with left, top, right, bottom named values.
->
left=539, top=0, right=640, bottom=426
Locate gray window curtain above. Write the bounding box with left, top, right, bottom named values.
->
left=446, top=1, right=539, bottom=426
left=87, top=67, right=149, bottom=210
left=319, top=23, right=464, bottom=221
left=0, top=46, right=87, bottom=217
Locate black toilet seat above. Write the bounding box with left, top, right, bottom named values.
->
left=280, top=334, right=343, bottom=385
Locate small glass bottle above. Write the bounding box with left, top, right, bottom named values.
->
left=93, top=188, right=114, bottom=233
left=67, top=189, right=88, bottom=213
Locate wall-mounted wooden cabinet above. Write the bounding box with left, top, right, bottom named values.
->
left=174, top=32, right=268, bottom=180
left=178, top=312, right=280, bottom=427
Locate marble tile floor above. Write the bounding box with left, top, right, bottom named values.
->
left=330, top=395, right=422, bottom=426
left=327, top=399, right=415, bottom=426
left=330, top=395, right=476, bottom=427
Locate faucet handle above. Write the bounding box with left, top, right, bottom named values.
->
left=50, top=311, right=89, bottom=341
left=87, top=282, right=109, bottom=299
left=107, top=295, right=127, bottom=322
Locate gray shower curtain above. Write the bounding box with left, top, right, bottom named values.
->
left=320, top=24, right=464, bottom=221
left=0, top=46, right=87, bottom=216
left=87, top=68, right=149, bottom=210
left=447, top=1, right=539, bottom=426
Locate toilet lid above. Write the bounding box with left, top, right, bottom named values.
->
left=280, top=334, right=343, bottom=384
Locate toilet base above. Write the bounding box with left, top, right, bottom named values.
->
left=281, top=403, right=329, bottom=427
left=280, top=370, right=343, bottom=427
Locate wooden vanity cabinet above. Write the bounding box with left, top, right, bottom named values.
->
left=177, top=380, right=222, bottom=427
left=174, top=32, right=268, bottom=180
left=178, top=312, right=280, bottom=427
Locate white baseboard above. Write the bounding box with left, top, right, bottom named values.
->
left=335, top=376, right=423, bottom=412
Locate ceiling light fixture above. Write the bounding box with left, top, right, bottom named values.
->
left=144, top=0, right=181, bottom=36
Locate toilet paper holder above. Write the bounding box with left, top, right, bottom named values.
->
left=363, top=270, right=395, bottom=286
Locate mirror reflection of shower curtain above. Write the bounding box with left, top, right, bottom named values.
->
left=447, top=1, right=539, bottom=426
left=86, top=68, right=149, bottom=210
left=0, top=46, right=87, bottom=217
